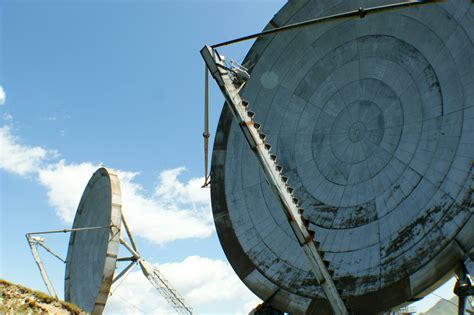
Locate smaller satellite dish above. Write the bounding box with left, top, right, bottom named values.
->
left=64, top=168, right=122, bottom=314
left=26, top=167, right=193, bottom=315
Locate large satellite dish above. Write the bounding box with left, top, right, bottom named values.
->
left=203, top=0, right=473, bottom=314
left=64, top=168, right=122, bottom=314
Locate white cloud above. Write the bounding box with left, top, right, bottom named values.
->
left=2, top=124, right=213, bottom=244
left=105, top=256, right=261, bottom=315
left=0, top=86, right=5, bottom=105
left=1, top=124, right=255, bottom=314
left=124, top=167, right=213, bottom=245
left=37, top=161, right=102, bottom=222
left=155, top=167, right=210, bottom=205
left=36, top=161, right=214, bottom=244
left=0, top=126, right=52, bottom=176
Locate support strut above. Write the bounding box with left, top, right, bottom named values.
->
left=26, top=235, right=59, bottom=299
left=26, top=225, right=112, bottom=299
left=211, top=0, right=441, bottom=48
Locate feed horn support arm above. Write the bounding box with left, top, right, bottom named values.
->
left=201, top=45, right=348, bottom=315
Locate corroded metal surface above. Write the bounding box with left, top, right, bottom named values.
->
left=210, top=0, right=474, bottom=314
left=64, top=168, right=122, bottom=314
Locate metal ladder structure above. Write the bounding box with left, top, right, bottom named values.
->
left=117, top=214, right=193, bottom=315
left=140, top=260, right=192, bottom=315
left=201, top=46, right=349, bottom=315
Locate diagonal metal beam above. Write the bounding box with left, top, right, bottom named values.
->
left=201, top=46, right=348, bottom=314
left=112, top=260, right=137, bottom=284
left=121, top=213, right=138, bottom=251
left=26, top=235, right=58, bottom=299
left=212, top=0, right=442, bottom=48
left=34, top=238, right=65, bottom=263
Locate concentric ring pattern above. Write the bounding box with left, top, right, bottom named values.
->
left=65, top=168, right=122, bottom=314
left=211, top=1, right=473, bottom=314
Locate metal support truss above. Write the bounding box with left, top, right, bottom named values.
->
left=117, top=215, right=193, bottom=315
left=201, top=46, right=349, bottom=315
left=139, top=260, right=192, bottom=315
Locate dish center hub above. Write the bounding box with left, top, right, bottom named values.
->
left=348, top=122, right=366, bottom=143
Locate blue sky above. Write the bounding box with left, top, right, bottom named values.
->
left=0, top=0, right=459, bottom=314
left=0, top=1, right=285, bottom=313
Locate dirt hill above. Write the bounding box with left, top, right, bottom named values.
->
left=0, top=279, right=83, bottom=314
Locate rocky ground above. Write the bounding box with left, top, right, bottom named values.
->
left=0, top=279, right=83, bottom=314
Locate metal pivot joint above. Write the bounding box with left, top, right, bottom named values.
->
left=201, top=46, right=349, bottom=315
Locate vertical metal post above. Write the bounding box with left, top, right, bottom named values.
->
left=202, top=65, right=211, bottom=187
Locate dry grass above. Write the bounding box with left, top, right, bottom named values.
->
left=0, top=278, right=84, bottom=314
